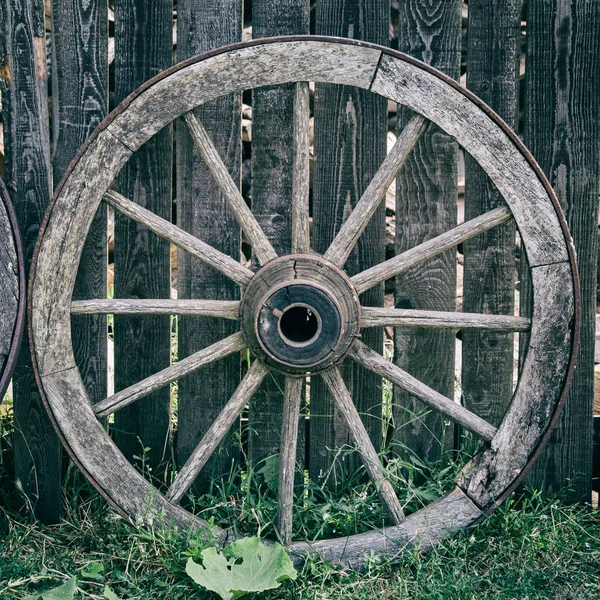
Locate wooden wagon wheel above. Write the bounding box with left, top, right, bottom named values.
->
left=0, top=175, right=25, bottom=400
left=29, top=37, right=579, bottom=568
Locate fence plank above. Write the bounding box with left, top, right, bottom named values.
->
left=112, top=0, right=173, bottom=473
left=0, top=0, right=61, bottom=522
left=394, top=0, right=461, bottom=464
left=51, top=0, right=108, bottom=415
left=523, top=0, right=599, bottom=502
left=310, top=0, right=388, bottom=486
left=461, top=0, right=520, bottom=428
left=247, top=0, right=309, bottom=468
left=175, top=0, right=243, bottom=493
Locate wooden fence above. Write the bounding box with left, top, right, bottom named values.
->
left=0, top=0, right=598, bottom=524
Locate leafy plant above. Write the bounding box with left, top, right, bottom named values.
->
left=25, top=577, right=76, bottom=600
left=186, top=537, right=297, bottom=600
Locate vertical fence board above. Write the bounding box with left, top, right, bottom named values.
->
left=310, top=0, right=388, bottom=485
left=175, top=0, right=242, bottom=492
left=51, top=0, right=108, bottom=413
left=0, top=0, right=61, bottom=522
left=461, top=0, right=520, bottom=428
left=248, top=0, right=309, bottom=467
left=523, top=0, right=599, bottom=502
left=113, top=0, right=173, bottom=472
left=394, top=0, right=461, bottom=464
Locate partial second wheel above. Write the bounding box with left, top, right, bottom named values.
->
left=29, top=37, right=578, bottom=568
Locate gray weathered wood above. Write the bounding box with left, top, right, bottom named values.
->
left=104, top=190, right=253, bottom=286
left=278, top=376, right=304, bottom=545
left=461, top=0, right=520, bottom=429
left=1, top=0, right=62, bottom=522
left=184, top=112, right=277, bottom=266
left=322, top=368, right=406, bottom=525
left=310, top=1, right=389, bottom=487
left=248, top=0, right=309, bottom=469
left=175, top=0, right=243, bottom=494
left=324, top=114, right=428, bottom=267
left=353, top=207, right=513, bottom=294
left=458, top=262, right=574, bottom=507
left=522, top=0, right=599, bottom=503
left=51, top=0, right=108, bottom=415
left=351, top=341, right=497, bottom=442
left=289, top=487, right=482, bottom=568
left=94, top=332, right=246, bottom=418
left=112, top=0, right=173, bottom=471
left=71, top=299, right=240, bottom=318
left=167, top=360, right=271, bottom=504
left=361, top=307, right=530, bottom=331
left=0, top=191, right=18, bottom=373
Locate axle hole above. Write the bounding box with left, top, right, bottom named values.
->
left=279, top=304, right=320, bottom=345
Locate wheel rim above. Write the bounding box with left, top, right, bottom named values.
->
left=29, top=36, right=580, bottom=567
left=0, top=176, right=25, bottom=400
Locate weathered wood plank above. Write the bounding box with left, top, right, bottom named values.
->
left=361, top=307, right=530, bottom=331
left=248, top=0, right=309, bottom=471
left=352, top=207, right=512, bottom=294
left=51, top=0, right=108, bottom=414
left=71, top=299, right=240, bottom=318
left=112, top=0, right=173, bottom=472
left=310, top=0, right=389, bottom=487
left=392, top=0, right=462, bottom=466
left=523, top=0, right=599, bottom=501
left=167, top=360, right=271, bottom=505
left=175, top=0, right=243, bottom=493
left=351, top=341, right=497, bottom=442
left=0, top=187, right=18, bottom=369
left=458, top=262, right=574, bottom=507
left=289, top=487, right=482, bottom=568
left=0, top=0, right=62, bottom=522
left=462, top=0, right=520, bottom=429
left=321, top=368, right=406, bottom=525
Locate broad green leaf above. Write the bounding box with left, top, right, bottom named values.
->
left=103, top=586, right=119, bottom=600
left=81, top=561, right=104, bottom=579
left=25, top=576, right=77, bottom=600
left=186, top=537, right=297, bottom=600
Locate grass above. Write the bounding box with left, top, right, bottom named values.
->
left=0, top=488, right=598, bottom=599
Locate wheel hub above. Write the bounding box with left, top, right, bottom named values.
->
left=241, top=255, right=360, bottom=374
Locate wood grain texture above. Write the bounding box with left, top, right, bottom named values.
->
left=352, top=207, right=512, bottom=294
left=0, top=192, right=18, bottom=369
left=51, top=0, right=108, bottom=415
left=248, top=0, right=309, bottom=470
left=458, top=263, right=574, bottom=507
left=322, top=368, right=406, bottom=525
left=289, top=487, right=481, bottom=568
left=71, top=299, right=240, bottom=318
left=351, top=341, right=497, bottom=442
left=1, top=0, right=62, bottom=523
left=310, top=0, right=389, bottom=486
left=112, top=0, right=173, bottom=472
left=361, top=307, right=530, bottom=331
left=392, top=0, right=461, bottom=466
left=462, top=0, right=520, bottom=428
left=167, top=360, right=270, bottom=504
left=104, top=190, right=252, bottom=286
left=523, top=0, right=599, bottom=501
left=175, top=0, right=243, bottom=494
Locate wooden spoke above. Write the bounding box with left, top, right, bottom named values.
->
left=183, top=112, right=278, bottom=265
left=71, top=299, right=239, bottom=319
left=350, top=341, right=497, bottom=442
left=321, top=368, right=406, bottom=525
left=278, top=376, right=304, bottom=545
left=324, top=115, right=428, bottom=267
left=94, top=332, right=246, bottom=418
left=104, top=190, right=253, bottom=287
left=291, top=82, right=311, bottom=254
left=352, top=206, right=512, bottom=294
left=361, top=307, right=530, bottom=332
left=166, top=360, right=270, bottom=504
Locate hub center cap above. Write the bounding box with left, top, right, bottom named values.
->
left=241, top=255, right=361, bottom=375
